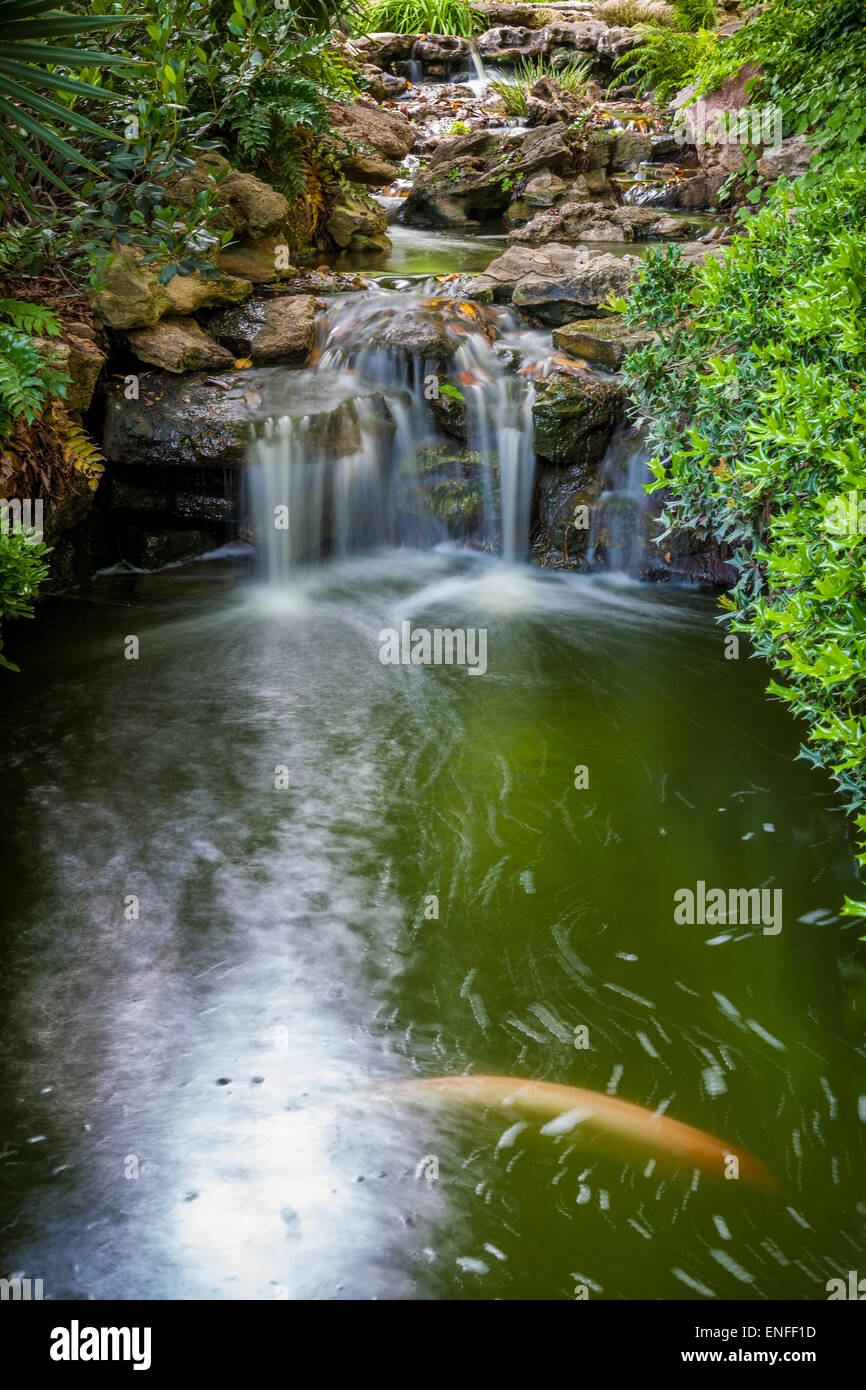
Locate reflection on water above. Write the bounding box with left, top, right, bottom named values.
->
left=0, top=549, right=863, bottom=1299
left=329, top=224, right=509, bottom=279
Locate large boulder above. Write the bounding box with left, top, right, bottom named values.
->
left=352, top=32, right=419, bottom=65
left=126, top=316, right=235, bottom=374
left=328, top=100, right=415, bottom=163
left=597, top=26, right=644, bottom=60
left=552, top=19, right=607, bottom=51
left=208, top=296, right=318, bottom=365
left=402, top=123, right=574, bottom=230
left=91, top=246, right=252, bottom=331
left=756, top=133, right=813, bottom=182
left=466, top=243, right=642, bottom=324
left=674, top=63, right=766, bottom=199
left=476, top=25, right=551, bottom=61
left=326, top=188, right=391, bottom=253
left=532, top=370, right=625, bottom=468
left=168, top=153, right=289, bottom=240
left=411, top=34, right=470, bottom=68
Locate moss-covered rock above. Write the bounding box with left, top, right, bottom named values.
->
left=552, top=316, right=652, bottom=370
left=532, top=370, right=624, bottom=469
left=126, top=317, right=235, bottom=374
left=326, top=189, right=391, bottom=253
left=91, top=246, right=252, bottom=331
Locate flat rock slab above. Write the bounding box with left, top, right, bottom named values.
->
left=102, top=367, right=393, bottom=470
left=466, top=243, right=642, bottom=325
left=552, top=316, right=652, bottom=369
left=127, top=316, right=235, bottom=374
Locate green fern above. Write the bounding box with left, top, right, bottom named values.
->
left=0, top=328, right=46, bottom=430
left=0, top=300, right=69, bottom=431
left=0, top=298, right=62, bottom=337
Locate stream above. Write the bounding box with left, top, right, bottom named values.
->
left=1, top=206, right=864, bottom=1304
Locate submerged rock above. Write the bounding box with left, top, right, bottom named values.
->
left=321, top=295, right=497, bottom=369
left=120, top=527, right=223, bottom=570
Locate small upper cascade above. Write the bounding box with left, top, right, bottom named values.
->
left=247, top=290, right=538, bottom=580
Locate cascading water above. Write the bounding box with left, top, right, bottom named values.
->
left=466, top=44, right=490, bottom=98
left=247, top=397, right=393, bottom=584
left=587, top=425, right=655, bottom=573
left=246, top=289, right=539, bottom=579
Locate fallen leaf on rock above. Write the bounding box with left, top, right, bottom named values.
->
left=234, top=357, right=253, bottom=369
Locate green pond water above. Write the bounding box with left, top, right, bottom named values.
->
left=1, top=550, right=864, bottom=1300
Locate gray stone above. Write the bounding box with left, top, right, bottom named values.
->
left=127, top=316, right=235, bottom=374
left=466, top=242, right=642, bottom=323
left=209, top=296, right=318, bottom=365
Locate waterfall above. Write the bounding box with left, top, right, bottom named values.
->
left=248, top=398, right=394, bottom=583
left=247, top=290, right=537, bottom=583
left=458, top=350, right=535, bottom=565
left=588, top=426, right=655, bottom=573
left=466, top=44, right=489, bottom=98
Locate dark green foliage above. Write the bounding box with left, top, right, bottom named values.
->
left=0, top=528, right=51, bottom=671
left=690, top=0, right=866, bottom=171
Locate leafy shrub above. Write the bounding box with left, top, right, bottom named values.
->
left=670, top=0, right=716, bottom=30
left=688, top=0, right=866, bottom=173
left=615, top=24, right=718, bottom=101
left=0, top=0, right=134, bottom=206
left=617, top=164, right=866, bottom=903
left=358, top=0, right=484, bottom=37
left=0, top=529, right=51, bottom=671
left=0, top=1, right=361, bottom=283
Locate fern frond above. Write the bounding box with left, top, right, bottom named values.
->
left=0, top=299, right=63, bottom=337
